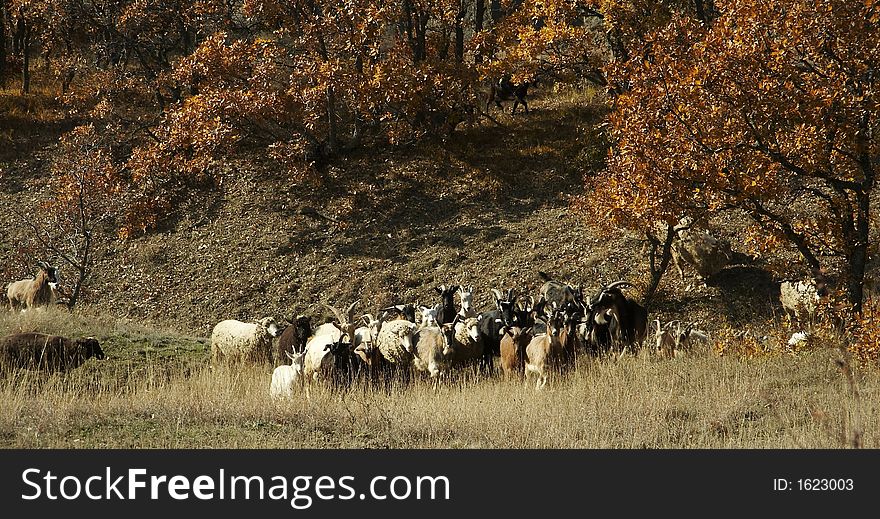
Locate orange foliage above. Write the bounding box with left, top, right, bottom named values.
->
left=582, top=0, right=879, bottom=307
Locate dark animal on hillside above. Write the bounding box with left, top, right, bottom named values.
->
left=379, top=304, right=416, bottom=323
left=486, top=77, right=530, bottom=114
left=6, top=261, right=59, bottom=311
left=477, top=288, right=520, bottom=372
left=275, top=315, right=312, bottom=362
left=537, top=271, right=584, bottom=310
left=0, top=332, right=105, bottom=373
left=586, top=281, right=648, bottom=354
left=327, top=336, right=360, bottom=389
left=435, top=284, right=460, bottom=325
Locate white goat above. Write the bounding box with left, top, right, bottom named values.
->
left=780, top=275, right=826, bottom=327
left=787, top=331, right=810, bottom=349
left=654, top=320, right=711, bottom=358
left=270, top=351, right=305, bottom=400
left=456, top=286, right=477, bottom=319
left=418, top=304, right=442, bottom=328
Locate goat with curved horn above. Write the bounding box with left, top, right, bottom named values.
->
left=322, top=303, right=346, bottom=325
left=604, top=281, right=634, bottom=291
left=345, top=300, right=360, bottom=323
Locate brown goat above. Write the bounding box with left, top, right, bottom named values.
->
left=524, top=312, right=566, bottom=389
left=500, top=326, right=533, bottom=381
left=0, top=332, right=105, bottom=373
left=275, top=315, right=312, bottom=363
left=6, top=262, right=59, bottom=311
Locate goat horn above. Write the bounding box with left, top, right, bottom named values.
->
left=491, top=289, right=503, bottom=302
left=346, top=300, right=360, bottom=322
left=506, top=288, right=516, bottom=302
left=322, top=303, right=346, bottom=325
left=604, top=281, right=633, bottom=291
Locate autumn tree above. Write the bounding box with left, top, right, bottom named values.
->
left=140, top=1, right=486, bottom=173
left=1, top=1, right=7, bottom=85
left=582, top=0, right=879, bottom=311
left=11, top=125, right=125, bottom=308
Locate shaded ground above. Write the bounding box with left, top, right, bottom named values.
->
left=1, top=85, right=792, bottom=340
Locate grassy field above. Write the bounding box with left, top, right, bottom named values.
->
left=0, top=308, right=874, bottom=449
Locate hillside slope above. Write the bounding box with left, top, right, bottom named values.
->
left=1, top=89, right=782, bottom=338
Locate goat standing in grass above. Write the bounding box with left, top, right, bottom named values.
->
left=500, top=326, right=532, bottom=381
left=525, top=309, right=566, bottom=390
left=275, top=315, right=312, bottom=363
left=270, top=351, right=305, bottom=400
left=6, top=261, right=58, bottom=311
left=0, top=332, right=104, bottom=372
left=587, top=281, right=648, bottom=354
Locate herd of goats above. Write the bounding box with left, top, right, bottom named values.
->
left=1, top=229, right=828, bottom=395
left=0, top=260, right=699, bottom=391
left=247, top=275, right=714, bottom=397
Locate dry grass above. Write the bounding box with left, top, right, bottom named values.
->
left=0, top=308, right=875, bottom=449
left=1, top=81, right=876, bottom=449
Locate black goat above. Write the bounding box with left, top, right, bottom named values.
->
left=538, top=271, right=585, bottom=311
left=379, top=304, right=416, bottom=323
left=586, top=281, right=648, bottom=354
left=435, top=284, right=460, bottom=325
left=486, top=77, right=530, bottom=114
left=477, top=288, right=520, bottom=372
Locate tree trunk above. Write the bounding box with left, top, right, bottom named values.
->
left=0, top=4, right=6, bottom=86
left=438, top=27, right=450, bottom=60
left=20, top=23, right=29, bottom=94
left=454, top=1, right=466, bottom=62
left=67, top=265, right=87, bottom=309
left=326, top=86, right=338, bottom=156
left=414, top=11, right=428, bottom=62
left=490, top=0, right=501, bottom=24
left=401, top=1, right=427, bottom=63
left=848, top=113, right=875, bottom=314
left=643, top=224, right=677, bottom=308
left=474, top=0, right=485, bottom=63
left=12, top=8, right=22, bottom=55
